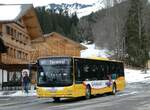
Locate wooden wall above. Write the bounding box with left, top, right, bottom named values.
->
left=31, top=33, right=85, bottom=63
left=31, top=42, right=50, bottom=62
left=45, top=33, right=83, bottom=56
left=0, top=22, right=32, bottom=64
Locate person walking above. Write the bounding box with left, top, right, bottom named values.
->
left=22, top=72, right=30, bottom=93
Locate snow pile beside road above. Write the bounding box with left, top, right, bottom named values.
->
left=125, top=69, right=150, bottom=83
left=10, top=90, right=37, bottom=97
left=0, top=90, right=36, bottom=97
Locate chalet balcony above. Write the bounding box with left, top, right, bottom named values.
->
left=1, top=54, right=29, bottom=64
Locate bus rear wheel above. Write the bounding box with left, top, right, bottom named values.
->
left=112, top=84, right=117, bottom=95
left=85, top=85, right=91, bottom=99
left=53, top=97, right=60, bottom=102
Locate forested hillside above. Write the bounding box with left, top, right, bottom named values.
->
left=35, top=7, right=83, bottom=42
left=79, top=0, right=150, bottom=67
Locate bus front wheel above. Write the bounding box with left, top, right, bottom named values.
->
left=85, top=85, right=91, bottom=99
left=53, top=97, right=60, bottom=102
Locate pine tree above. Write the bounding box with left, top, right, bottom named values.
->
left=124, top=0, right=149, bottom=67
left=35, top=7, right=81, bottom=42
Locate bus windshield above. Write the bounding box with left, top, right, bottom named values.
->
left=37, top=58, right=73, bottom=87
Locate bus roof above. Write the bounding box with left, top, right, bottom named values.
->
left=73, top=56, right=123, bottom=63
left=38, top=56, right=123, bottom=63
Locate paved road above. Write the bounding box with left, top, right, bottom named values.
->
left=0, top=82, right=150, bottom=110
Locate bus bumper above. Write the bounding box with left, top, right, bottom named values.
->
left=36, top=86, right=74, bottom=98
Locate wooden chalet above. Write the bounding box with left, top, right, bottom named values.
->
left=0, top=4, right=43, bottom=90
left=0, top=4, right=86, bottom=90
left=31, top=32, right=87, bottom=63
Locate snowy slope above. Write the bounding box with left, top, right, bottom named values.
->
left=80, top=43, right=114, bottom=58
left=75, top=3, right=103, bottom=18
left=45, top=2, right=103, bottom=18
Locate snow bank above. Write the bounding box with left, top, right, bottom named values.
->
left=0, top=90, right=36, bottom=97
left=10, top=90, right=37, bottom=97
left=125, top=69, right=150, bottom=83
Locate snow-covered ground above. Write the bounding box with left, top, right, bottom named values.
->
left=125, top=69, right=150, bottom=83
left=0, top=90, right=36, bottom=97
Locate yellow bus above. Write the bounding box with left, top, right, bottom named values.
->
left=36, top=56, right=125, bottom=102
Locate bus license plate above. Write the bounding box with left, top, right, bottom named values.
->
left=49, top=88, right=57, bottom=92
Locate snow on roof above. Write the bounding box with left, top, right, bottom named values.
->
left=0, top=5, right=21, bottom=21
left=0, top=4, right=32, bottom=22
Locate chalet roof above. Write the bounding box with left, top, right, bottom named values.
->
left=44, top=32, right=87, bottom=50
left=0, top=4, right=43, bottom=39
left=31, top=36, right=45, bottom=43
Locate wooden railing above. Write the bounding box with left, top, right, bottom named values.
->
left=1, top=54, right=29, bottom=64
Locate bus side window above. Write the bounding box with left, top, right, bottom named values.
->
left=100, top=64, right=106, bottom=80
left=75, top=61, right=82, bottom=83
left=117, top=64, right=124, bottom=77
left=90, top=64, right=98, bottom=80
left=83, top=64, right=90, bottom=80
left=111, top=64, right=117, bottom=79
left=98, top=65, right=103, bottom=80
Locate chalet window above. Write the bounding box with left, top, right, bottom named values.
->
left=19, top=35, right=23, bottom=43
left=18, top=19, right=22, bottom=23
left=6, top=26, right=10, bottom=35
left=22, top=52, right=25, bottom=59
left=0, top=32, right=2, bottom=36
left=9, top=48, right=13, bottom=57
left=13, top=49, right=15, bottom=58
left=13, top=30, right=17, bottom=39
left=7, top=47, right=10, bottom=55
left=6, top=25, right=30, bottom=45
left=16, top=33, right=20, bottom=41
left=19, top=33, right=22, bottom=41
left=11, top=29, right=15, bottom=39
left=16, top=50, right=21, bottom=59
left=10, top=28, right=13, bottom=36
left=22, top=35, right=25, bottom=43
left=25, top=53, right=28, bottom=60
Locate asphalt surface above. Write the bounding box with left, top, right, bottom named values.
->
left=0, top=82, right=150, bottom=110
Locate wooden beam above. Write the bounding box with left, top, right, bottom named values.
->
left=26, top=26, right=38, bottom=29
left=23, top=16, right=34, bottom=20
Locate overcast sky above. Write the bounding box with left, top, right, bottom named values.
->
left=0, top=0, right=99, bottom=6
